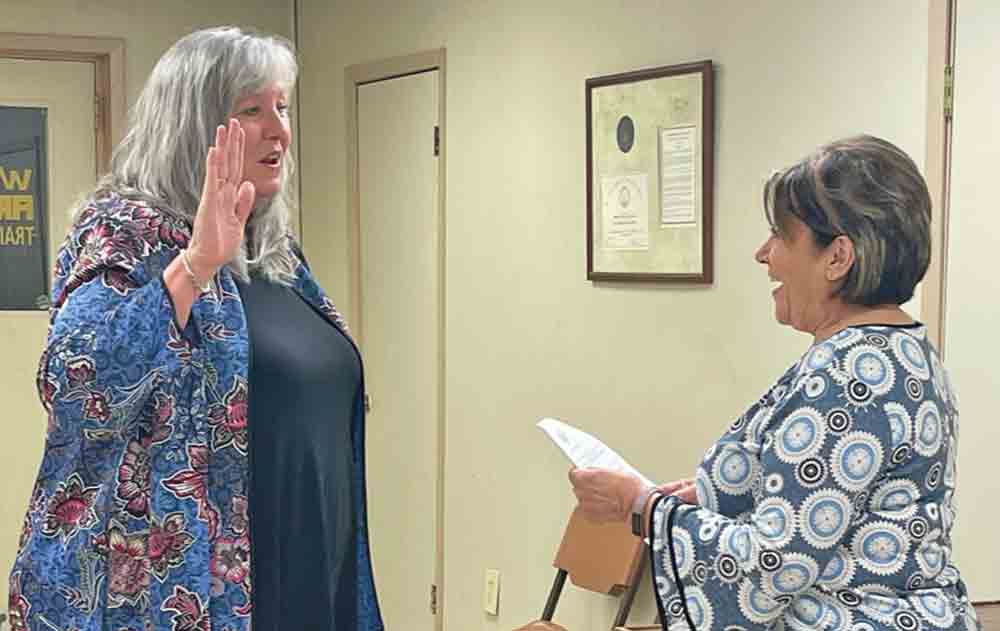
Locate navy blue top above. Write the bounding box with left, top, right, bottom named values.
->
left=239, top=276, right=360, bottom=630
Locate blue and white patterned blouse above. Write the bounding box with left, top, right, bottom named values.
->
left=649, top=324, right=980, bottom=631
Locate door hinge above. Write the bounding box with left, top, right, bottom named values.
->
left=364, top=393, right=372, bottom=413
left=433, top=125, right=440, bottom=157
left=94, top=95, right=103, bottom=132
left=430, top=583, right=438, bottom=615
left=943, top=65, right=954, bottom=121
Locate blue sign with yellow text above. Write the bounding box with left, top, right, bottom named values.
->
left=1, top=106, right=49, bottom=309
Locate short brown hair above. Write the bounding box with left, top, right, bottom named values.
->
left=764, top=135, right=931, bottom=306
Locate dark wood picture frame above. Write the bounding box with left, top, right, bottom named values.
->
left=586, top=60, right=714, bottom=283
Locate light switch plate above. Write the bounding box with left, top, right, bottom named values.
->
left=483, top=568, right=500, bottom=615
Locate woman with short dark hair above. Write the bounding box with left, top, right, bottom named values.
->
left=571, top=136, right=978, bottom=631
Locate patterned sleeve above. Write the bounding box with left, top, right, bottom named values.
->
left=38, top=202, right=194, bottom=441
left=649, top=355, right=894, bottom=630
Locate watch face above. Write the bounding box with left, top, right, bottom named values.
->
left=631, top=511, right=643, bottom=537
left=617, top=115, right=635, bottom=153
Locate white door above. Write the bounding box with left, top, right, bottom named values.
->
left=944, top=0, right=1000, bottom=601
left=0, top=58, right=97, bottom=607
left=357, top=70, right=441, bottom=630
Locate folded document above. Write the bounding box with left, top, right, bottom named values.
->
left=537, top=417, right=656, bottom=487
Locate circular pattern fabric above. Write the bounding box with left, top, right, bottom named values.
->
left=654, top=575, right=674, bottom=599
left=852, top=521, right=909, bottom=576
left=916, top=539, right=946, bottom=578
left=859, top=586, right=905, bottom=623
left=829, top=328, right=864, bottom=349
left=745, top=406, right=772, bottom=444
left=704, top=443, right=718, bottom=461
left=884, top=402, right=912, bottom=450
left=892, top=332, right=931, bottom=380
left=698, top=520, right=720, bottom=543
left=738, top=581, right=784, bottom=625
left=944, top=444, right=957, bottom=487
left=870, top=479, right=920, bottom=520
left=800, top=489, right=852, bottom=549
left=787, top=594, right=826, bottom=631
left=804, top=342, right=838, bottom=371
left=835, top=589, right=863, bottom=607
left=771, top=384, right=789, bottom=404
left=670, top=527, right=695, bottom=579
left=765, top=552, right=819, bottom=596
left=906, top=375, right=925, bottom=401
left=765, top=472, right=784, bottom=495
left=935, top=565, right=960, bottom=587
left=759, top=550, right=783, bottom=572
left=894, top=610, right=922, bottom=631
left=845, top=345, right=896, bottom=396
left=914, top=401, right=944, bottom=457
left=832, top=431, right=884, bottom=492
left=805, top=374, right=829, bottom=400
left=931, top=351, right=950, bottom=407
left=846, top=379, right=875, bottom=406
left=774, top=407, right=827, bottom=463
left=891, top=444, right=912, bottom=466
left=852, top=491, right=871, bottom=524
left=719, top=524, right=757, bottom=568
left=818, top=546, right=856, bottom=589
left=822, top=595, right=853, bottom=631
left=715, top=553, right=740, bottom=583
left=908, top=516, right=929, bottom=540
left=825, top=407, right=851, bottom=434
left=925, top=462, right=943, bottom=490
left=796, top=458, right=828, bottom=488
left=865, top=333, right=890, bottom=349
left=665, top=596, right=685, bottom=618
left=941, top=501, right=955, bottom=532
left=729, top=414, right=747, bottom=434
left=712, top=446, right=757, bottom=496
left=695, top=467, right=718, bottom=512
left=754, top=497, right=796, bottom=548
left=691, top=560, right=709, bottom=585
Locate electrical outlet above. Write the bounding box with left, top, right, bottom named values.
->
left=483, top=568, right=500, bottom=615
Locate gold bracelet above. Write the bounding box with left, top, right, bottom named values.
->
left=180, top=249, right=213, bottom=293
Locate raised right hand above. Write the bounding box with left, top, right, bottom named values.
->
left=186, top=119, right=256, bottom=280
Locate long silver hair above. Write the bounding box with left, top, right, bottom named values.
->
left=79, top=26, right=299, bottom=284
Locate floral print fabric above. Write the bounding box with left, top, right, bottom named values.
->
left=7, top=191, right=383, bottom=631
left=650, top=325, right=980, bottom=631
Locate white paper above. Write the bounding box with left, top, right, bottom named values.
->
left=601, top=173, right=649, bottom=251
left=537, top=417, right=655, bottom=487
left=659, top=126, right=697, bottom=225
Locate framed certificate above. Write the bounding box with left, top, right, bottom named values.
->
left=585, top=61, right=714, bottom=283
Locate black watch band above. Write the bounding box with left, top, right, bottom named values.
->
left=630, top=488, right=661, bottom=537
left=631, top=510, right=644, bottom=537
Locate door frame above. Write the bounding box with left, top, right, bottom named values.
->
left=921, top=0, right=955, bottom=354
left=345, top=49, right=447, bottom=630
left=0, top=32, right=125, bottom=175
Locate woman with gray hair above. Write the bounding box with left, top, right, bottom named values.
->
left=8, top=27, right=383, bottom=631
left=570, top=136, right=979, bottom=630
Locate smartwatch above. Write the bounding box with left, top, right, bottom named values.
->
left=630, top=484, right=661, bottom=538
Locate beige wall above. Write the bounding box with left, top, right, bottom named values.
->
left=296, top=2, right=947, bottom=630
left=0, top=0, right=294, bottom=609
left=1, top=0, right=293, bottom=110
left=944, top=0, right=1000, bottom=603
